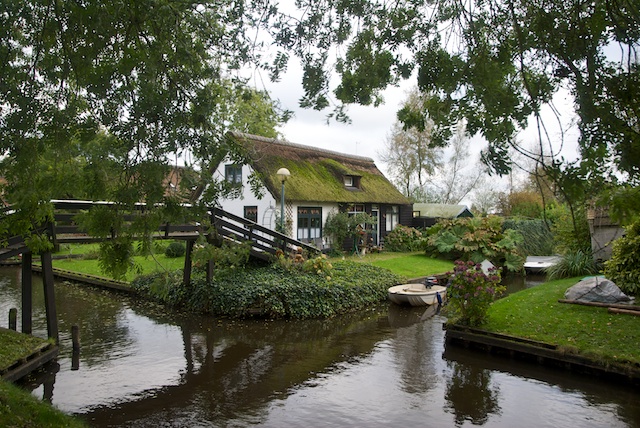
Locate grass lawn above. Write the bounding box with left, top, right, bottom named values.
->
left=338, top=251, right=453, bottom=278
left=51, top=245, right=452, bottom=283
left=484, top=276, right=640, bottom=366
left=52, top=253, right=185, bottom=282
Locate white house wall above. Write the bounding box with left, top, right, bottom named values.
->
left=215, top=160, right=344, bottom=247
left=215, top=162, right=278, bottom=230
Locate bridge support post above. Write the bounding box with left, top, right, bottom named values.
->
left=41, top=252, right=59, bottom=343
left=183, top=240, right=194, bottom=288
left=21, top=251, right=33, bottom=334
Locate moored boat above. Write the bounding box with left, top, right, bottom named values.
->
left=523, top=255, right=561, bottom=273
left=388, top=283, right=447, bottom=307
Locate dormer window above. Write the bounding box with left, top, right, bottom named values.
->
left=343, top=175, right=361, bottom=189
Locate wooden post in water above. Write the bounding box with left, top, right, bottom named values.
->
left=41, top=252, right=59, bottom=343
left=9, top=308, right=17, bottom=331
left=183, top=240, right=194, bottom=288
left=21, top=251, right=33, bottom=334
left=71, top=325, right=80, bottom=370
left=71, top=325, right=80, bottom=352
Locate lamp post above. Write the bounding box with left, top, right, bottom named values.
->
left=276, top=168, right=290, bottom=234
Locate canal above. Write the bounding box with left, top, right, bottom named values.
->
left=1, top=266, right=639, bottom=427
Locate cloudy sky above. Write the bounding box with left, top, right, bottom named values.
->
left=259, top=61, right=413, bottom=167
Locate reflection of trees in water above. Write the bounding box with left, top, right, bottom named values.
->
left=54, top=282, right=134, bottom=366
left=392, top=316, right=442, bottom=395
left=0, top=268, right=134, bottom=366
left=77, top=304, right=395, bottom=426
left=444, top=360, right=501, bottom=426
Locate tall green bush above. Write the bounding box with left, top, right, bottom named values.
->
left=604, top=219, right=640, bottom=296
left=384, top=224, right=424, bottom=252
left=545, top=203, right=591, bottom=254
left=323, top=211, right=376, bottom=252
left=425, top=216, right=524, bottom=271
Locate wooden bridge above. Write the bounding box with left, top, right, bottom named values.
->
left=0, top=199, right=321, bottom=342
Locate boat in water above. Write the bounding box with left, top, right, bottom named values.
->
left=523, top=255, right=561, bottom=273
left=388, top=280, right=447, bottom=307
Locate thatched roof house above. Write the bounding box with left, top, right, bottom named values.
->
left=214, top=132, right=412, bottom=250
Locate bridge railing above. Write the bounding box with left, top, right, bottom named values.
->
left=210, top=207, right=321, bottom=260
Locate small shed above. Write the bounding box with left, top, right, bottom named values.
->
left=412, top=203, right=473, bottom=228
left=587, top=205, right=624, bottom=262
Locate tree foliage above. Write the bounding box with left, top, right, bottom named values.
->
left=379, top=89, right=440, bottom=200
left=267, top=0, right=640, bottom=201
left=0, top=1, right=287, bottom=275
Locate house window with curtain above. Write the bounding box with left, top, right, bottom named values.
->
left=297, top=207, right=322, bottom=241
left=244, top=206, right=258, bottom=223
left=386, top=205, right=399, bottom=231
left=225, top=164, right=242, bottom=185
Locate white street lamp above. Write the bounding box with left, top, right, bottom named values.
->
left=276, top=168, right=290, bottom=233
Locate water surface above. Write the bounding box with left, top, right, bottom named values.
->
left=0, top=267, right=638, bottom=427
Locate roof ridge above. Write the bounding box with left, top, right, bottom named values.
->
left=229, top=131, right=374, bottom=163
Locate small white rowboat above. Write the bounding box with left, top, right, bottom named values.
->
left=388, top=283, right=447, bottom=307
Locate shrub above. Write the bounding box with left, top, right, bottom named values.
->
left=302, top=255, right=333, bottom=277
left=446, top=260, right=505, bottom=326
left=425, top=216, right=524, bottom=271
left=165, top=241, right=186, bottom=258
left=546, top=203, right=591, bottom=254
left=192, top=241, right=251, bottom=272
left=131, top=260, right=403, bottom=319
left=323, top=211, right=376, bottom=252
left=604, top=219, right=640, bottom=296
left=384, top=225, right=424, bottom=252
left=546, top=250, right=599, bottom=280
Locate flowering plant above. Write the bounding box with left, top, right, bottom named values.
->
left=446, top=260, right=505, bottom=326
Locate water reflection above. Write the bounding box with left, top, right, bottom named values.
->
left=444, top=360, right=501, bottom=425
left=0, top=266, right=639, bottom=427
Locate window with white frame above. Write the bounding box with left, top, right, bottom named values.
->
left=343, top=175, right=361, bottom=189
left=386, top=205, right=399, bottom=231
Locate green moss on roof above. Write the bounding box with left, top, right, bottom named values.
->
left=228, top=132, right=410, bottom=204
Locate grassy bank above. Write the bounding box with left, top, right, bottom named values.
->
left=483, top=276, right=640, bottom=366
left=0, top=331, right=86, bottom=427
left=0, top=381, right=87, bottom=427
left=0, top=328, right=53, bottom=368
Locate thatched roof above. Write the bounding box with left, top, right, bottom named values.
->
left=227, top=132, right=410, bottom=204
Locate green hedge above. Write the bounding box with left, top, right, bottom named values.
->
left=132, top=260, right=404, bottom=319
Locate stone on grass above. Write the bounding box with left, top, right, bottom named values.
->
left=564, top=276, right=632, bottom=303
